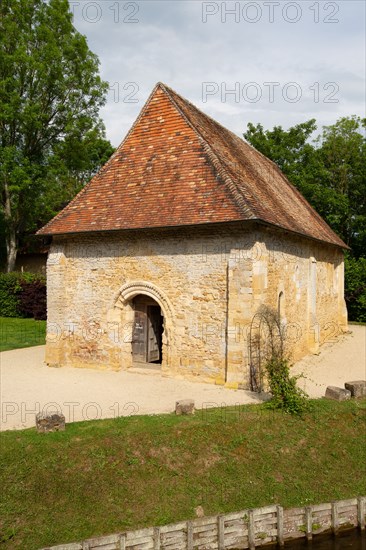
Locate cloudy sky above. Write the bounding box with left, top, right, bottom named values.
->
left=70, top=0, right=365, bottom=147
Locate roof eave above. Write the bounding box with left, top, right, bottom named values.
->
left=36, top=217, right=349, bottom=251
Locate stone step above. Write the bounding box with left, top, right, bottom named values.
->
left=128, top=364, right=162, bottom=376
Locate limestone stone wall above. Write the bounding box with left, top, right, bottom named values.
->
left=225, top=226, right=347, bottom=386
left=45, top=224, right=347, bottom=388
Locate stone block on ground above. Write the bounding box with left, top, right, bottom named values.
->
left=175, top=399, right=195, bottom=415
left=325, top=386, right=351, bottom=401
left=195, top=506, right=205, bottom=518
left=344, top=381, right=366, bottom=398
left=36, top=412, right=65, bottom=433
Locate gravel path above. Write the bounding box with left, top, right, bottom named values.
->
left=292, top=324, right=366, bottom=397
left=0, top=346, right=260, bottom=431
left=1, top=324, right=364, bottom=430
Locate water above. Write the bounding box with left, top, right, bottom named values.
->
left=283, top=529, right=366, bottom=549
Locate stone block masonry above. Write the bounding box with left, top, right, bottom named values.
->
left=175, top=399, right=195, bottom=415
left=36, top=413, right=65, bottom=433
left=345, top=381, right=366, bottom=398
left=45, top=222, right=347, bottom=390
left=325, top=386, right=352, bottom=401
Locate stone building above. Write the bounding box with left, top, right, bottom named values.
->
left=37, top=83, right=348, bottom=389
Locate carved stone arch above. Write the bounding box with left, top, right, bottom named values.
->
left=113, top=281, right=175, bottom=371
left=114, top=280, right=174, bottom=321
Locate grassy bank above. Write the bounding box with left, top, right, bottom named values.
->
left=0, top=398, right=365, bottom=548
left=0, top=317, right=46, bottom=351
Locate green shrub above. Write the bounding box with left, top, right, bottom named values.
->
left=250, top=305, right=310, bottom=415
left=0, top=273, right=23, bottom=317
left=18, top=279, right=47, bottom=320
left=0, top=272, right=46, bottom=319
left=264, top=356, right=310, bottom=415
left=345, top=255, right=366, bottom=323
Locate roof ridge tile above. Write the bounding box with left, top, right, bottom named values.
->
left=37, top=82, right=347, bottom=250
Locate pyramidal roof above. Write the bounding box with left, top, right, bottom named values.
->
left=37, top=82, right=346, bottom=248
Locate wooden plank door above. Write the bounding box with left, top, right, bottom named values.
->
left=147, top=305, right=160, bottom=362
left=132, top=303, right=147, bottom=362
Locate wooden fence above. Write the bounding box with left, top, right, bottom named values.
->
left=42, top=496, right=365, bottom=550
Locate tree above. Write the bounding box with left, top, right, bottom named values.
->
left=244, top=116, right=366, bottom=254
left=316, top=117, right=366, bottom=256
left=244, top=119, right=318, bottom=191
left=244, top=116, right=366, bottom=322
left=0, top=0, right=111, bottom=271
left=39, top=124, right=115, bottom=226
left=344, top=255, right=366, bottom=323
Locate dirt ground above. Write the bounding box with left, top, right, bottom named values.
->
left=0, top=346, right=261, bottom=431
left=292, top=324, right=366, bottom=397
left=1, top=324, right=364, bottom=430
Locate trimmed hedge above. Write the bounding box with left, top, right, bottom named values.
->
left=0, top=272, right=46, bottom=320
left=0, top=273, right=23, bottom=317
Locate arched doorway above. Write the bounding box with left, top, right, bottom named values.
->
left=113, top=281, right=176, bottom=372
left=132, top=295, right=164, bottom=365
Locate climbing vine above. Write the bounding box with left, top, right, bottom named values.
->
left=249, top=305, right=310, bottom=415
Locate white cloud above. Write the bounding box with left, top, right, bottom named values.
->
left=71, top=0, right=366, bottom=146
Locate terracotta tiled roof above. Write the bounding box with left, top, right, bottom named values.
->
left=37, top=83, right=347, bottom=248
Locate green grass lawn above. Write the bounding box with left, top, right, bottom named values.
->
left=0, top=317, right=46, bottom=352
left=0, top=399, right=365, bottom=548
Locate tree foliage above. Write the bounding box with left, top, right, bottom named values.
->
left=317, top=117, right=366, bottom=257
left=244, top=116, right=366, bottom=254
left=344, top=255, right=366, bottom=323
left=0, top=271, right=46, bottom=319
left=244, top=116, right=366, bottom=321
left=0, top=0, right=114, bottom=271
